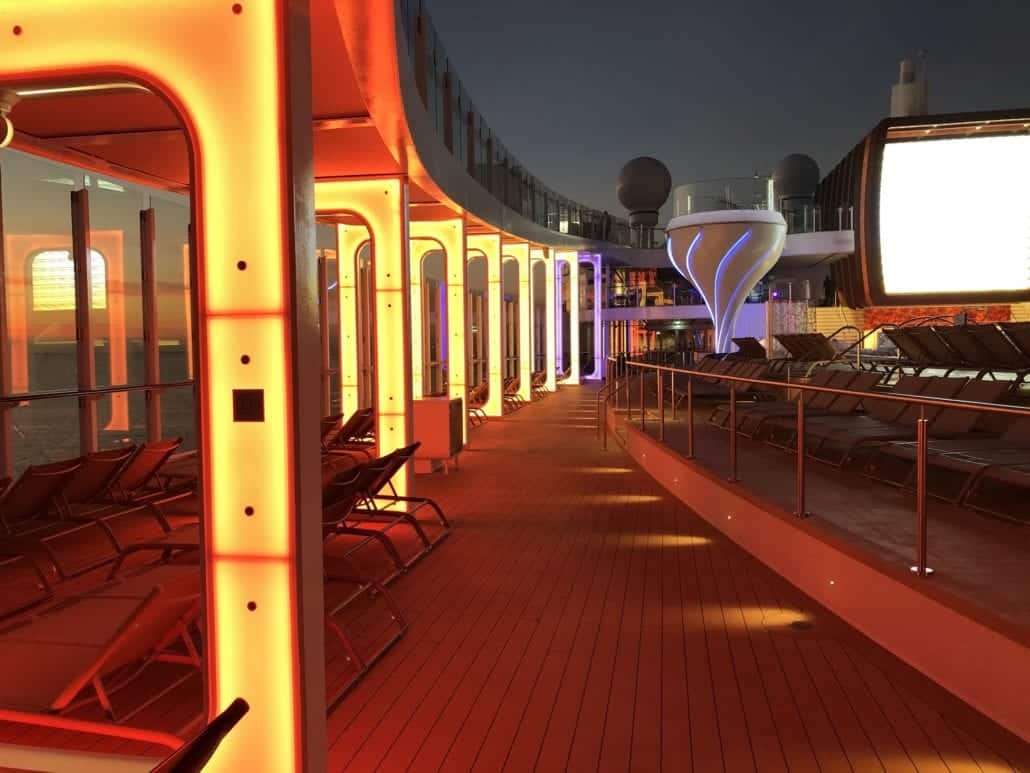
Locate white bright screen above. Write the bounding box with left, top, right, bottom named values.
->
left=878, top=134, right=1030, bottom=295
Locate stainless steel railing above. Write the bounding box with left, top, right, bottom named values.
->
left=599, top=356, right=1030, bottom=576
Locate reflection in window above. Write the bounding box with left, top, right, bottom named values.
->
left=30, top=248, right=107, bottom=311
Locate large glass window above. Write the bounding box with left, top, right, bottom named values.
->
left=0, top=148, right=196, bottom=469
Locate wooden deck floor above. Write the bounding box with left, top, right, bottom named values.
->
left=325, top=385, right=1029, bottom=772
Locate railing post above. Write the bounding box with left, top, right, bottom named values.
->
left=658, top=370, right=665, bottom=442
left=794, top=396, right=808, bottom=517
left=728, top=385, right=738, bottom=482
left=639, top=368, right=646, bottom=431
left=911, top=411, right=933, bottom=576
left=602, top=394, right=608, bottom=451
left=686, top=375, right=695, bottom=459
left=671, top=372, right=676, bottom=420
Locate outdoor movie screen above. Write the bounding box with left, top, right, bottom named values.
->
left=877, top=133, right=1030, bottom=296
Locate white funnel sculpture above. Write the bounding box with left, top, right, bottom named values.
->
left=666, top=210, right=786, bottom=353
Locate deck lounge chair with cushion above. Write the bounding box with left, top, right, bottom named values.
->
left=758, top=370, right=883, bottom=447
left=802, top=376, right=967, bottom=466
left=862, top=378, right=1011, bottom=487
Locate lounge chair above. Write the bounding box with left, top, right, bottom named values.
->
left=467, top=383, right=489, bottom=426
left=0, top=552, right=52, bottom=621
left=758, top=370, right=884, bottom=447
left=323, top=408, right=376, bottom=457
left=731, top=336, right=767, bottom=359
left=323, top=408, right=376, bottom=458
left=961, top=462, right=1030, bottom=522
left=0, top=564, right=202, bottom=747
left=350, top=443, right=451, bottom=549
left=863, top=378, right=1012, bottom=488
left=0, top=459, right=127, bottom=581
left=801, top=376, right=967, bottom=466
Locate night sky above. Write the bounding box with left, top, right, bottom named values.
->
left=425, top=0, right=1030, bottom=220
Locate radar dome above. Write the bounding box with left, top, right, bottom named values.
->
left=773, top=154, right=820, bottom=201
left=617, top=157, right=672, bottom=226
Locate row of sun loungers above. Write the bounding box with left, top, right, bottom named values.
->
left=465, top=371, right=554, bottom=426
left=705, top=363, right=1030, bottom=522
left=0, top=408, right=455, bottom=753
left=882, top=322, right=1030, bottom=380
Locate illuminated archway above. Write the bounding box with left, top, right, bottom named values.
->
left=2, top=3, right=327, bottom=769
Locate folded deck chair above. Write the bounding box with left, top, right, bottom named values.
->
left=863, top=378, right=1011, bottom=487
left=0, top=459, right=82, bottom=536
left=531, top=371, right=548, bottom=399
left=350, top=443, right=451, bottom=549
left=803, top=376, right=966, bottom=467
left=0, top=567, right=202, bottom=748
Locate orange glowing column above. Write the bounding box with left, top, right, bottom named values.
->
left=3, top=2, right=327, bottom=769
left=408, top=238, right=436, bottom=398
left=315, top=179, right=413, bottom=495
left=556, top=250, right=581, bottom=384
left=411, top=219, right=467, bottom=442
left=507, top=242, right=532, bottom=401
left=468, top=233, right=503, bottom=417
left=533, top=247, right=557, bottom=393
left=336, top=225, right=367, bottom=416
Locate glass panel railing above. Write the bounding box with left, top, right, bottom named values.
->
left=399, top=1, right=634, bottom=245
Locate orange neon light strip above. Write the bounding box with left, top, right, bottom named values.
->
left=411, top=219, right=467, bottom=441
left=316, top=179, right=413, bottom=496
left=556, top=250, right=581, bottom=384
left=468, top=233, right=503, bottom=417
left=3, top=2, right=316, bottom=769
left=336, top=225, right=367, bottom=416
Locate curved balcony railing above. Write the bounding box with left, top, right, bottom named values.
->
left=673, top=177, right=854, bottom=236
left=398, top=0, right=633, bottom=245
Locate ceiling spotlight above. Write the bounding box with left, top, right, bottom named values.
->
left=0, top=89, right=19, bottom=149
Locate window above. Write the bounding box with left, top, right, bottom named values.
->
left=30, top=248, right=106, bottom=311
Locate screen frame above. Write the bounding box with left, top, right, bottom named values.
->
left=860, top=109, right=1030, bottom=306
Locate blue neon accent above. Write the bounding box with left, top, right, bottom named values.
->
left=718, top=232, right=785, bottom=352
left=677, top=231, right=717, bottom=326
left=712, top=229, right=753, bottom=336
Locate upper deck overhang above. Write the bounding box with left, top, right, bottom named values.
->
left=4, top=0, right=608, bottom=249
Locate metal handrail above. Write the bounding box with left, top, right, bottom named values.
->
left=0, top=380, right=194, bottom=405
left=601, top=356, right=1030, bottom=577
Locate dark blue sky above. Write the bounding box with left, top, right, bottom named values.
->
left=425, top=0, right=1030, bottom=218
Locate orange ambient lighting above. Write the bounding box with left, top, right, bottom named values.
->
left=408, top=238, right=438, bottom=398
left=532, top=247, right=557, bottom=393
left=507, top=242, right=532, bottom=402
left=468, top=233, right=503, bottom=417
left=411, top=219, right=468, bottom=441
left=3, top=1, right=323, bottom=769
left=336, top=224, right=368, bottom=416
left=555, top=250, right=581, bottom=384
left=315, top=179, right=413, bottom=496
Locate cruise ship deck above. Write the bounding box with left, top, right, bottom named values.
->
left=2, top=1, right=1029, bottom=770
left=322, top=386, right=1028, bottom=772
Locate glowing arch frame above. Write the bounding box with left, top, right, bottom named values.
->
left=1, top=1, right=326, bottom=770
